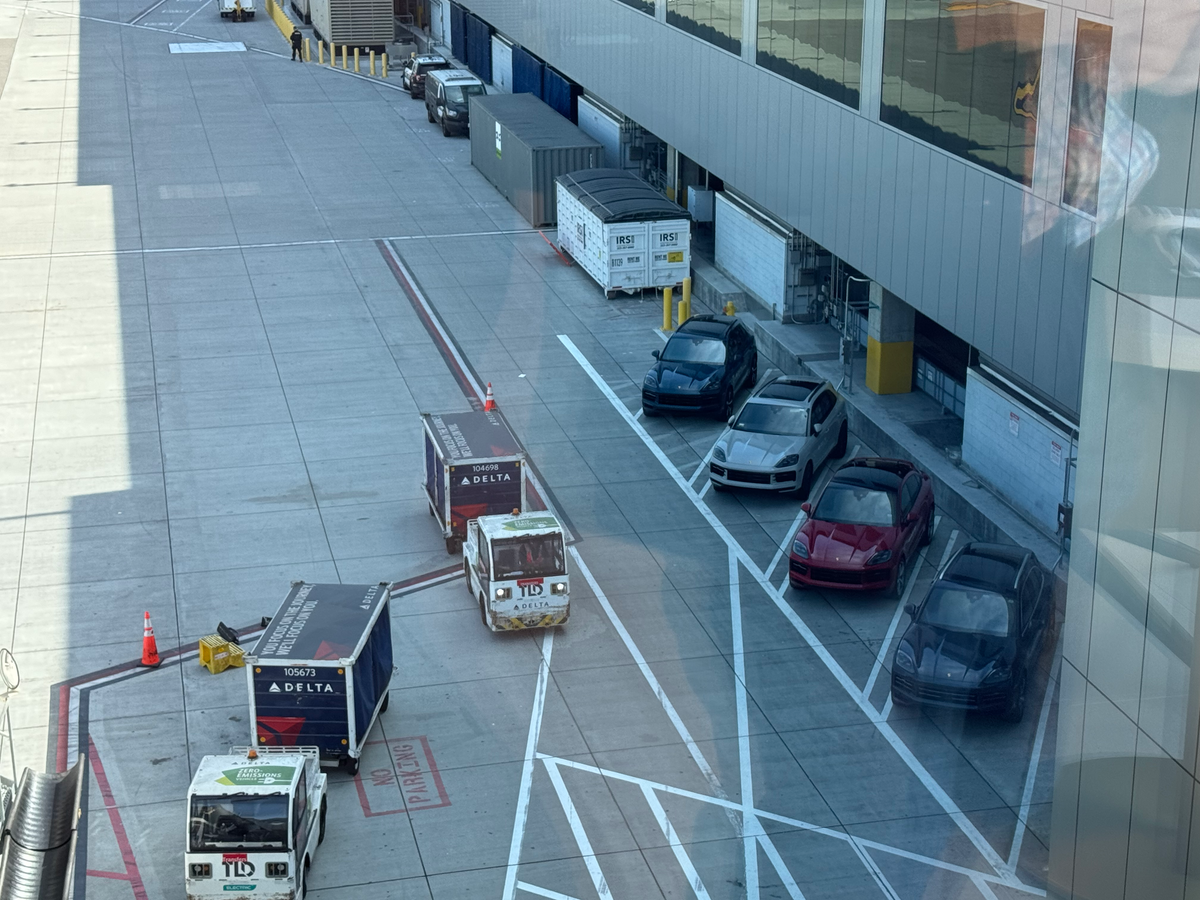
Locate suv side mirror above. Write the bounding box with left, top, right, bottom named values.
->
left=651, top=349, right=660, bottom=359
left=800, top=502, right=811, bottom=514
left=727, top=416, right=735, bottom=426
left=812, top=421, right=823, bottom=435
left=904, top=603, right=917, bottom=618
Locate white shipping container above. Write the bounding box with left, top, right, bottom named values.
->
left=556, top=169, right=690, bottom=296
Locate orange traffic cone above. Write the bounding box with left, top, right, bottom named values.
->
left=140, top=611, right=161, bottom=668
left=484, top=383, right=496, bottom=411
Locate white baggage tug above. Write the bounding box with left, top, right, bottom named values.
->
left=464, top=512, right=570, bottom=631
left=186, top=746, right=327, bottom=900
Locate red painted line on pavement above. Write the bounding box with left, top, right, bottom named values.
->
left=88, top=736, right=149, bottom=900
left=538, top=230, right=572, bottom=265
left=87, top=869, right=133, bottom=881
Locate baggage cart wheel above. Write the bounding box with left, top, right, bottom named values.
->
left=446, top=536, right=461, bottom=555
left=340, top=756, right=360, bottom=776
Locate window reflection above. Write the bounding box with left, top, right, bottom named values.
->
left=616, top=0, right=654, bottom=15
left=756, top=0, right=864, bottom=108
left=1063, top=20, right=1112, bottom=216
left=880, top=0, right=1045, bottom=186
left=667, top=0, right=743, bottom=55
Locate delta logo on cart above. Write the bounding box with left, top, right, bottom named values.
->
left=221, top=853, right=256, bottom=879
left=217, top=765, right=297, bottom=787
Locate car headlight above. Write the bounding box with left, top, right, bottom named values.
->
left=550, top=582, right=567, bottom=594
left=447, top=109, right=458, bottom=117
left=712, top=446, right=726, bottom=462
left=894, top=643, right=916, bottom=672
left=495, top=587, right=511, bottom=600
left=700, top=376, right=721, bottom=392
left=867, top=549, right=892, bottom=566
left=643, top=373, right=657, bottom=387
left=776, top=454, right=799, bottom=468
left=791, top=537, right=809, bottom=559
left=983, top=664, right=1012, bottom=684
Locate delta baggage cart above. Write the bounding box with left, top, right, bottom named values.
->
left=556, top=168, right=691, bottom=296
left=185, top=746, right=326, bottom=900
left=422, top=410, right=527, bottom=554
left=464, top=512, right=569, bottom=631
left=245, top=582, right=393, bottom=776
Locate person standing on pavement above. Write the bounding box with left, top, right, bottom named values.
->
left=291, top=27, right=303, bottom=60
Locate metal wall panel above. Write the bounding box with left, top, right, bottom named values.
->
left=974, top=176, right=1005, bottom=352
left=939, top=162, right=965, bottom=328
left=991, top=185, right=1025, bottom=370
left=456, top=0, right=1091, bottom=412
left=1054, top=235, right=1092, bottom=407
left=1034, top=211, right=1068, bottom=392
left=1013, top=194, right=1047, bottom=380
left=955, top=169, right=985, bottom=341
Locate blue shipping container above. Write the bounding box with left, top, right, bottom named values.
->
left=466, top=14, right=491, bottom=82
left=512, top=45, right=543, bottom=97
left=449, top=2, right=465, bottom=64
left=541, top=67, right=579, bottom=123
left=248, top=582, right=394, bottom=772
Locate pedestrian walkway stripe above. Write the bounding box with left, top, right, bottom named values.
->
left=168, top=40, right=245, bottom=52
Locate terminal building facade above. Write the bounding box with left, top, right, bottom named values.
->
left=412, top=0, right=1199, bottom=896
left=417, top=0, right=1111, bottom=538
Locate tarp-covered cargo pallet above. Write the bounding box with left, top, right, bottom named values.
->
left=246, top=582, right=394, bottom=776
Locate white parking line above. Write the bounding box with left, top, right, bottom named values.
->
left=698, top=479, right=712, bottom=499
left=863, top=523, right=953, bottom=704
left=558, top=333, right=1011, bottom=880
left=642, top=784, right=714, bottom=900
left=634, top=408, right=643, bottom=421
left=1007, top=641, right=1062, bottom=873
left=542, top=759, right=612, bottom=898
left=540, top=754, right=1047, bottom=895
left=729, top=549, right=759, bottom=899
left=518, top=883, right=584, bottom=900
left=501, top=629, right=555, bottom=900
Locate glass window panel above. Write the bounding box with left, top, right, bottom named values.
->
left=755, top=0, right=865, bottom=108
left=616, top=0, right=655, bottom=14
left=668, top=0, right=743, bottom=54
left=880, top=0, right=1044, bottom=186
left=1063, top=20, right=1113, bottom=216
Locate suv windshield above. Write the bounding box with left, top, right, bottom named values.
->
left=733, top=401, right=808, bottom=435
left=920, top=587, right=1012, bottom=637
left=661, top=335, right=726, bottom=365
left=445, top=84, right=485, bottom=106
left=190, top=794, right=289, bottom=852
left=812, top=483, right=896, bottom=526
left=492, top=535, right=565, bottom=579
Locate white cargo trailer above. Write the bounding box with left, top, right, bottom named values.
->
left=556, top=169, right=691, bottom=297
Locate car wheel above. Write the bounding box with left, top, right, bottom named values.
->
left=719, top=386, right=734, bottom=420
left=464, top=558, right=472, bottom=593
left=833, top=421, right=848, bottom=458
left=921, top=509, right=935, bottom=547
left=442, top=119, right=450, bottom=137
left=797, top=462, right=813, bottom=500
left=888, top=558, right=908, bottom=600
left=427, top=107, right=434, bottom=123
left=317, top=797, right=327, bottom=844
left=479, top=593, right=488, bottom=628
left=1001, top=671, right=1028, bottom=723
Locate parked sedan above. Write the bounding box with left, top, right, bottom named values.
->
left=890, top=542, right=1052, bottom=722
left=642, top=315, right=757, bottom=419
left=709, top=376, right=848, bottom=496
left=788, top=457, right=934, bottom=597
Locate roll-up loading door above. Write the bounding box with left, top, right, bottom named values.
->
left=491, top=34, right=512, bottom=91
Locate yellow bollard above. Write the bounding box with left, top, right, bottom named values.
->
left=678, top=299, right=688, bottom=326
left=329, top=41, right=335, bottom=65
left=369, top=50, right=375, bottom=75
left=317, top=41, right=323, bottom=64
left=304, top=38, right=311, bottom=61
left=354, top=47, right=360, bottom=73
left=663, top=287, right=674, bottom=331
left=341, top=44, right=347, bottom=69
left=682, top=277, right=692, bottom=322
left=381, top=53, right=388, bottom=77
